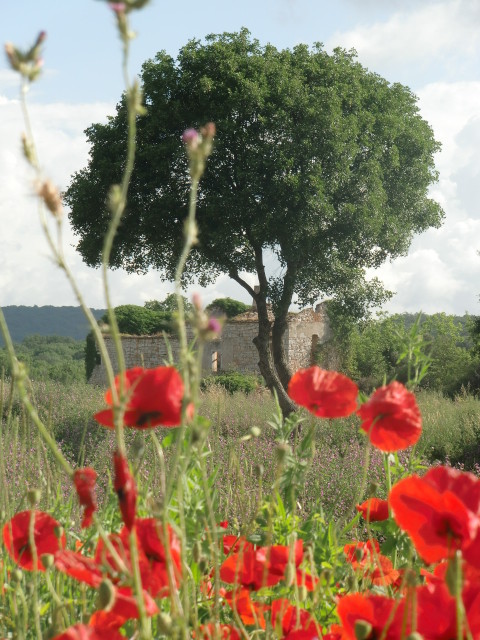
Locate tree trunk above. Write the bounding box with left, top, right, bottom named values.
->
left=272, top=313, right=291, bottom=389
left=228, top=250, right=297, bottom=418
left=271, top=263, right=297, bottom=390
left=253, top=294, right=297, bottom=418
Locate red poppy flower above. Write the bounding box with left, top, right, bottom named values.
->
left=287, top=367, right=358, bottom=418
left=356, top=498, right=389, bottom=522
left=224, top=587, right=267, bottom=628
left=389, top=466, right=480, bottom=565
left=223, top=535, right=253, bottom=555
left=295, top=567, right=318, bottom=591
left=113, top=451, right=137, bottom=530
left=102, top=586, right=158, bottom=621
left=364, top=554, right=400, bottom=587
left=55, top=518, right=182, bottom=600
left=220, top=540, right=303, bottom=591
left=94, top=518, right=182, bottom=598
left=197, top=624, right=241, bottom=640
left=322, top=624, right=345, bottom=640
left=73, top=467, right=98, bottom=528
left=416, top=562, right=480, bottom=637
left=344, top=540, right=380, bottom=569
left=337, top=593, right=404, bottom=640
left=52, top=624, right=124, bottom=640
left=356, top=381, right=422, bottom=452
left=271, top=599, right=320, bottom=640
left=54, top=549, right=103, bottom=587
left=94, top=366, right=184, bottom=429
left=3, top=510, right=66, bottom=571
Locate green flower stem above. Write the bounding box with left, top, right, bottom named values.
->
left=16, top=75, right=118, bottom=460
left=100, top=16, right=142, bottom=458
left=452, top=552, right=468, bottom=640
left=129, top=528, right=151, bottom=640
left=28, top=511, right=42, bottom=640
left=150, top=432, right=184, bottom=619
left=200, top=454, right=221, bottom=624
left=175, top=175, right=200, bottom=400
left=339, top=440, right=371, bottom=532
left=0, top=309, right=73, bottom=478
left=92, top=514, right=129, bottom=575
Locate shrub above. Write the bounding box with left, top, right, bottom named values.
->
left=206, top=297, right=250, bottom=318
left=201, top=370, right=262, bottom=394
left=102, top=304, right=172, bottom=335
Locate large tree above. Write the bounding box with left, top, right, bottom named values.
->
left=66, top=29, right=443, bottom=414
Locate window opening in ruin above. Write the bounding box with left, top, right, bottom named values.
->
left=212, top=351, right=221, bottom=372
left=310, top=334, right=319, bottom=365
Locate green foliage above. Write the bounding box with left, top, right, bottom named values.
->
left=102, top=304, right=172, bottom=335
left=66, top=29, right=442, bottom=325
left=206, top=297, right=250, bottom=318
left=201, top=370, right=262, bottom=395
left=144, top=293, right=193, bottom=314
left=419, top=313, right=476, bottom=395
left=0, top=335, right=85, bottom=383
left=85, top=330, right=100, bottom=381
left=319, top=312, right=478, bottom=396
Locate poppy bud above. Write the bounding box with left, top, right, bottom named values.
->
left=27, top=489, right=41, bottom=507
left=405, top=569, right=417, bottom=587
left=36, top=180, right=63, bottom=219
left=298, top=584, right=308, bottom=602
left=445, top=552, right=462, bottom=597
left=157, top=612, right=172, bottom=634
left=321, top=568, right=332, bottom=584
left=354, top=620, right=372, bottom=640
left=275, top=442, right=291, bottom=463
left=21, top=133, right=36, bottom=166
left=198, top=557, right=208, bottom=573
left=11, top=569, right=23, bottom=584
left=193, top=541, right=202, bottom=563
left=346, top=575, right=356, bottom=591
left=97, top=578, right=115, bottom=611
left=54, top=525, right=64, bottom=540
left=131, top=433, right=145, bottom=460
left=407, top=634, right=424, bottom=640
left=41, top=554, right=54, bottom=570
left=250, top=426, right=261, bottom=438
left=284, top=561, right=296, bottom=587
left=367, top=482, right=380, bottom=497
left=254, top=463, right=264, bottom=478
left=113, top=451, right=137, bottom=530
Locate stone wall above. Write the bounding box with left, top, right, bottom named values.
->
left=88, top=304, right=330, bottom=386
left=89, top=330, right=212, bottom=386
left=285, top=306, right=331, bottom=372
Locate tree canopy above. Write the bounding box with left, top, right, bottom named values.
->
left=66, top=29, right=443, bottom=412
left=206, top=297, right=250, bottom=318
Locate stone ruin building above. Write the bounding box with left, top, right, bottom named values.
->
left=88, top=301, right=330, bottom=386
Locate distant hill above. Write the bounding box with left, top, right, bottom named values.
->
left=0, top=306, right=106, bottom=345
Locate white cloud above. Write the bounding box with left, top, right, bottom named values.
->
left=0, top=94, right=256, bottom=310
left=327, top=0, right=480, bottom=83
left=360, top=78, right=480, bottom=316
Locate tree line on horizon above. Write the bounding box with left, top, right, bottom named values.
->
left=1, top=300, right=480, bottom=398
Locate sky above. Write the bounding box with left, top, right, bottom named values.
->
left=1, top=0, right=480, bottom=316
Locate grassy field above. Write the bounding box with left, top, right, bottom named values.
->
left=2, top=377, right=480, bottom=530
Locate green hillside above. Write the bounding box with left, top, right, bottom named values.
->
left=0, top=306, right=106, bottom=345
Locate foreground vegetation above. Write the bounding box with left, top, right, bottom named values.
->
left=3, top=8, right=480, bottom=639
left=2, top=378, right=480, bottom=526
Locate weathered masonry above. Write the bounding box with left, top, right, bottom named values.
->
left=88, top=303, right=330, bottom=386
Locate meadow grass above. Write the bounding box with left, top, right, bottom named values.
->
left=2, top=378, right=480, bottom=528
